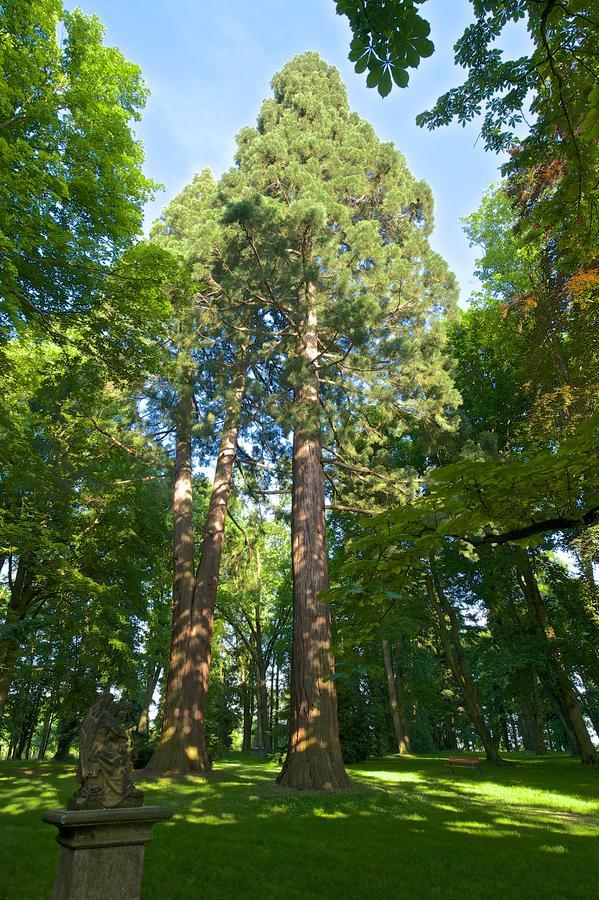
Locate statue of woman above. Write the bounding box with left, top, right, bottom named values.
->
left=69, top=693, right=143, bottom=809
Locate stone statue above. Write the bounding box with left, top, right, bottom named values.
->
left=68, top=692, right=144, bottom=810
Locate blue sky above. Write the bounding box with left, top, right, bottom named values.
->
left=66, top=0, right=531, bottom=303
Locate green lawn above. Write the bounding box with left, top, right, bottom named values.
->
left=1, top=752, right=598, bottom=899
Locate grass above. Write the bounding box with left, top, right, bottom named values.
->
left=1, top=751, right=598, bottom=899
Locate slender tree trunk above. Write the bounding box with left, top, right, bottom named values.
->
left=217, top=665, right=229, bottom=749
left=517, top=556, right=598, bottom=765
left=269, top=664, right=275, bottom=736
left=252, top=599, right=272, bottom=754
left=242, top=664, right=253, bottom=752
left=273, top=663, right=280, bottom=745
left=426, top=560, right=500, bottom=764
left=450, top=715, right=458, bottom=751
left=499, top=708, right=512, bottom=752
left=137, top=663, right=162, bottom=735
left=256, top=656, right=272, bottom=753
left=38, top=708, right=54, bottom=760
left=382, top=639, right=410, bottom=753
left=582, top=697, right=599, bottom=739
left=0, top=646, right=18, bottom=721
left=394, top=637, right=411, bottom=752
left=277, top=302, right=349, bottom=790
left=24, top=729, right=34, bottom=760
left=527, top=668, right=547, bottom=754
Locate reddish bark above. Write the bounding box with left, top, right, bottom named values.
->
left=277, top=304, right=349, bottom=790
left=147, top=372, right=245, bottom=774
left=145, top=382, right=196, bottom=772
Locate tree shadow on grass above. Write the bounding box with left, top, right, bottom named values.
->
left=1, top=755, right=599, bottom=899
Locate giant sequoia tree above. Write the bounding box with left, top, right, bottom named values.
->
left=222, top=53, right=457, bottom=789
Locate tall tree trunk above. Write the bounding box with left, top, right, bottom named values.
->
left=523, top=668, right=547, bottom=754
left=394, top=637, right=411, bottom=752
left=217, top=664, right=229, bottom=749
left=382, top=639, right=410, bottom=753
left=269, top=664, right=275, bottom=736
left=551, top=694, right=581, bottom=756
left=148, top=370, right=246, bottom=774
left=277, top=302, right=349, bottom=790
left=575, top=549, right=598, bottom=614
left=253, top=598, right=272, bottom=754
left=38, top=708, right=54, bottom=760
left=0, top=645, right=18, bottom=722
left=8, top=735, right=17, bottom=761
left=184, top=369, right=246, bottom=767
left=582, top=696, right=599, bottom=739
left=137, top=663, right=162, bottom=735
left=145, top=381, right=196, bottom=772
left=0, top=558, right=34, bottom=721
left=273, top=663, right=280, bottom=745
left=517, top=556, right=598, bottom=765
left=256, top=656, right=272, bottom=753
left=242, top=662, right=253, bottom=752
left=426, top=560, right=500, bottom=764
left=450, top=715, right=459, bottom=750
left=499, top=708, right=512, bottom=752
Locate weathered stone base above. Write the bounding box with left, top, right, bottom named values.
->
left=42, top=806, right=172, bottom=900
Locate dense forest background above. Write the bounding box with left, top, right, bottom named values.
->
left=1, top=0, right=597, bottom=786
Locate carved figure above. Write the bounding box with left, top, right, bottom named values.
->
left=68, top=692, right=143, bottom=810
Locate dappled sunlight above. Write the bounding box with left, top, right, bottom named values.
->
left=312, top=808, right=349, bottom=819
left=353, top=769, right=424, bottom=785
left=349, top=754, right=599, bottom=819
left=2, top=753, right=599, bottom=899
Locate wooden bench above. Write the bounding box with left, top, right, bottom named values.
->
left=446, top=756, right=482, bottom=775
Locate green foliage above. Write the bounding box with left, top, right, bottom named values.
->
left=416, top=1, right=599, bottom=260
left=0, top=0, right=154, bottom=336
left=0, top=332, right=172, bottom=750
left=341, top=2, right=598, bottom=262
left=449, top=299, right=529, bottom=449
left=460, top=182, right=599, bottom=440
left=337, top=1, right=434, bottom=96
left=339, top=415, right=598, bottom=583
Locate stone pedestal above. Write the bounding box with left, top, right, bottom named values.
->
left=42, top=806, right=173, bottom=900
